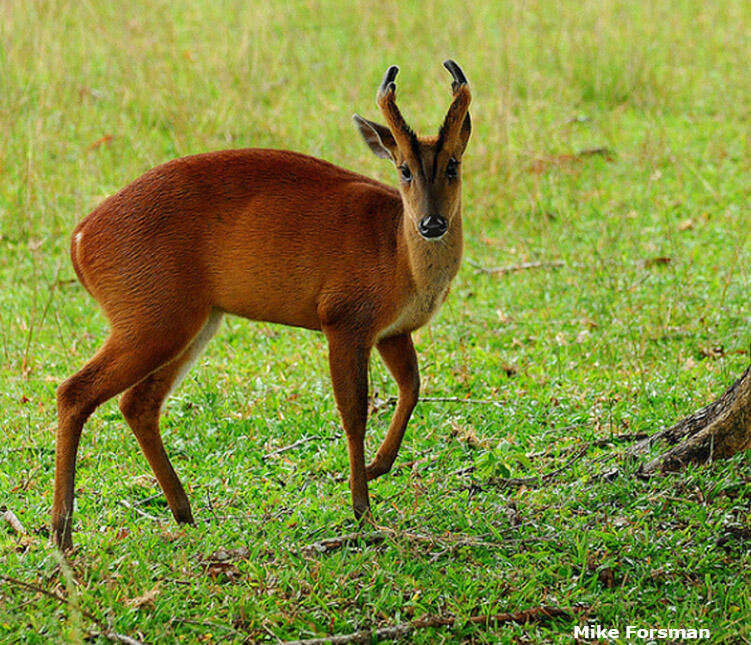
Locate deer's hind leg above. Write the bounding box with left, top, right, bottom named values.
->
left=53, top=311, right=212, bottom=550
left=119, top=310, right=224, bottom=525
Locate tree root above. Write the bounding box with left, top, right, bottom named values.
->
left=630, top=364, right=751, bottom=474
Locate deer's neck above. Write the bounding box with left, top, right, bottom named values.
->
left=402, top=213, right=463, bottom=292
left=378, top=211, right=462, bottom=340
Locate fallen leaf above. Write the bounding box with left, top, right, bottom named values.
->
left=89, top=134, right=113, bottom=150
left=502, top=363, right=518, bottom=377
left=700, top=345, right=725, bottom=359
left=132, top=474, right=158, bottom=488
left=598, top=567, right=616, bottom=588
left=528, top=147, right=614, bottom=174
left=644, top=256, right=672, bottom=268
left=586, top=550, right=603, bottom=572
left=450, top=421, right=491, bottom=449
left=678, top=218, right=694, bottom=231
left=205, top=546, right=251, bottom=562
left=496, top=309, right=510, bottom=324
left=125, top=586, right=159, bottom=608
left=205, top=562, right=242, bottom=582
left=160, top=529, right=187, bottom=543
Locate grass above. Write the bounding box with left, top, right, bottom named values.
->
left=2, top=0, right=751, bottom=642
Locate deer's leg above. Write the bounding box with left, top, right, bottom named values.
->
left=52, top=320, right=207, bottom=551
left=366, top=333, right=420, bottom=481
left=119, top=311, right=224, bottom=525
left=325, top=329, right=372, bottom=521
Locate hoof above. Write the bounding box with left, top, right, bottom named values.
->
left=353, top=505, right=374, bottom=526
left=174, top=509, right=195, bottom=525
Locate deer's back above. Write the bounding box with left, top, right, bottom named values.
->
left=71, top=149, right=406, bottom=332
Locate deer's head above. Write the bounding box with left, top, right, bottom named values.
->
left=354, top=60, right=471, bottom=241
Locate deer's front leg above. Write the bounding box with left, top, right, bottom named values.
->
left=325, top=329, right=372, bottom=521
left=367, top=333, right=419, bottom=480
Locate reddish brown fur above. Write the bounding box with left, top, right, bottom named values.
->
left=73, top=151, right=409, bottom=334
left=52, top=62, right=471, bottom=550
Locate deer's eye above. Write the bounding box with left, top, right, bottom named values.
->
left=446, top=158, right=459, bottom=181
left=400, top=164, right=412, bottom=183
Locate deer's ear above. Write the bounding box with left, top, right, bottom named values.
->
left=457, top=111, right=471, bottom=155
left=353, top=114, right=397, bottom=161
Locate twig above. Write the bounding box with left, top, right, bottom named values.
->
left=0, top=575, right=145, bottom=645
left=129, top=492, right=163, bottom=507
left=449, top=465, right=476, bottom=477
left=101, top=632, right=147, bottom=645
left=391, top=454, right=440, bottom=474
left=22, top=260, right=61, bottom=374
left=459, top=445, right=590, bottom=491
left=300, top=528, right=503, bottom=557
left=169, top=616, right=244, bottom=636
left=205, top=487, right=218, bottom=524
left=2, top=509, right=26, bottom=536
left=377, top=527, right=502, bottom=550
left=526, top=432, right=648, bottom=459
left=0, top=575, right=100, bottom=621
left=467, top=259, right=572, bottom=275
left=277, top=605, right=579, bottom=645
left=457, top=431, right=646, bottom=488
left=300, top=532, right=386, bottom=555
left=204, top=546, right=251, bottom=562
left=380, top=395, right=503, bottom=409
left=119, top=499, right=160, bottom=522
left=263, top=435, right=322, bottom=460
left=18, top=464, right=43, bottom=492
left=423, top=395, right=503, bottom=407
left=498, top=445, right=590, bottom=487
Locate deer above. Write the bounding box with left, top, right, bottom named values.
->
left=52, top=60, right=472, bottom=550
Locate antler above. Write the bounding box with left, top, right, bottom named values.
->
left=439, top=59, right=472, bottom=149
left=376, top=65, right=416, bottom=152
left=443, top=59, right=468, bottom=90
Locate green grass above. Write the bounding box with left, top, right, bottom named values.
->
left=2, top=1, right=751, bottom=642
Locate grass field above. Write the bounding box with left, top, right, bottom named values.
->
left=2, top=1, right=751, bottom=642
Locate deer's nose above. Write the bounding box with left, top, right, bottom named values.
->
left=418, top=215, right=448, bottom=239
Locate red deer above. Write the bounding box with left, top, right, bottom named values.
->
left=52, top=60, right=472, bottom=549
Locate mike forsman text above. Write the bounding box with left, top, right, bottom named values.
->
left=574, top=625, right=710, bottom=640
